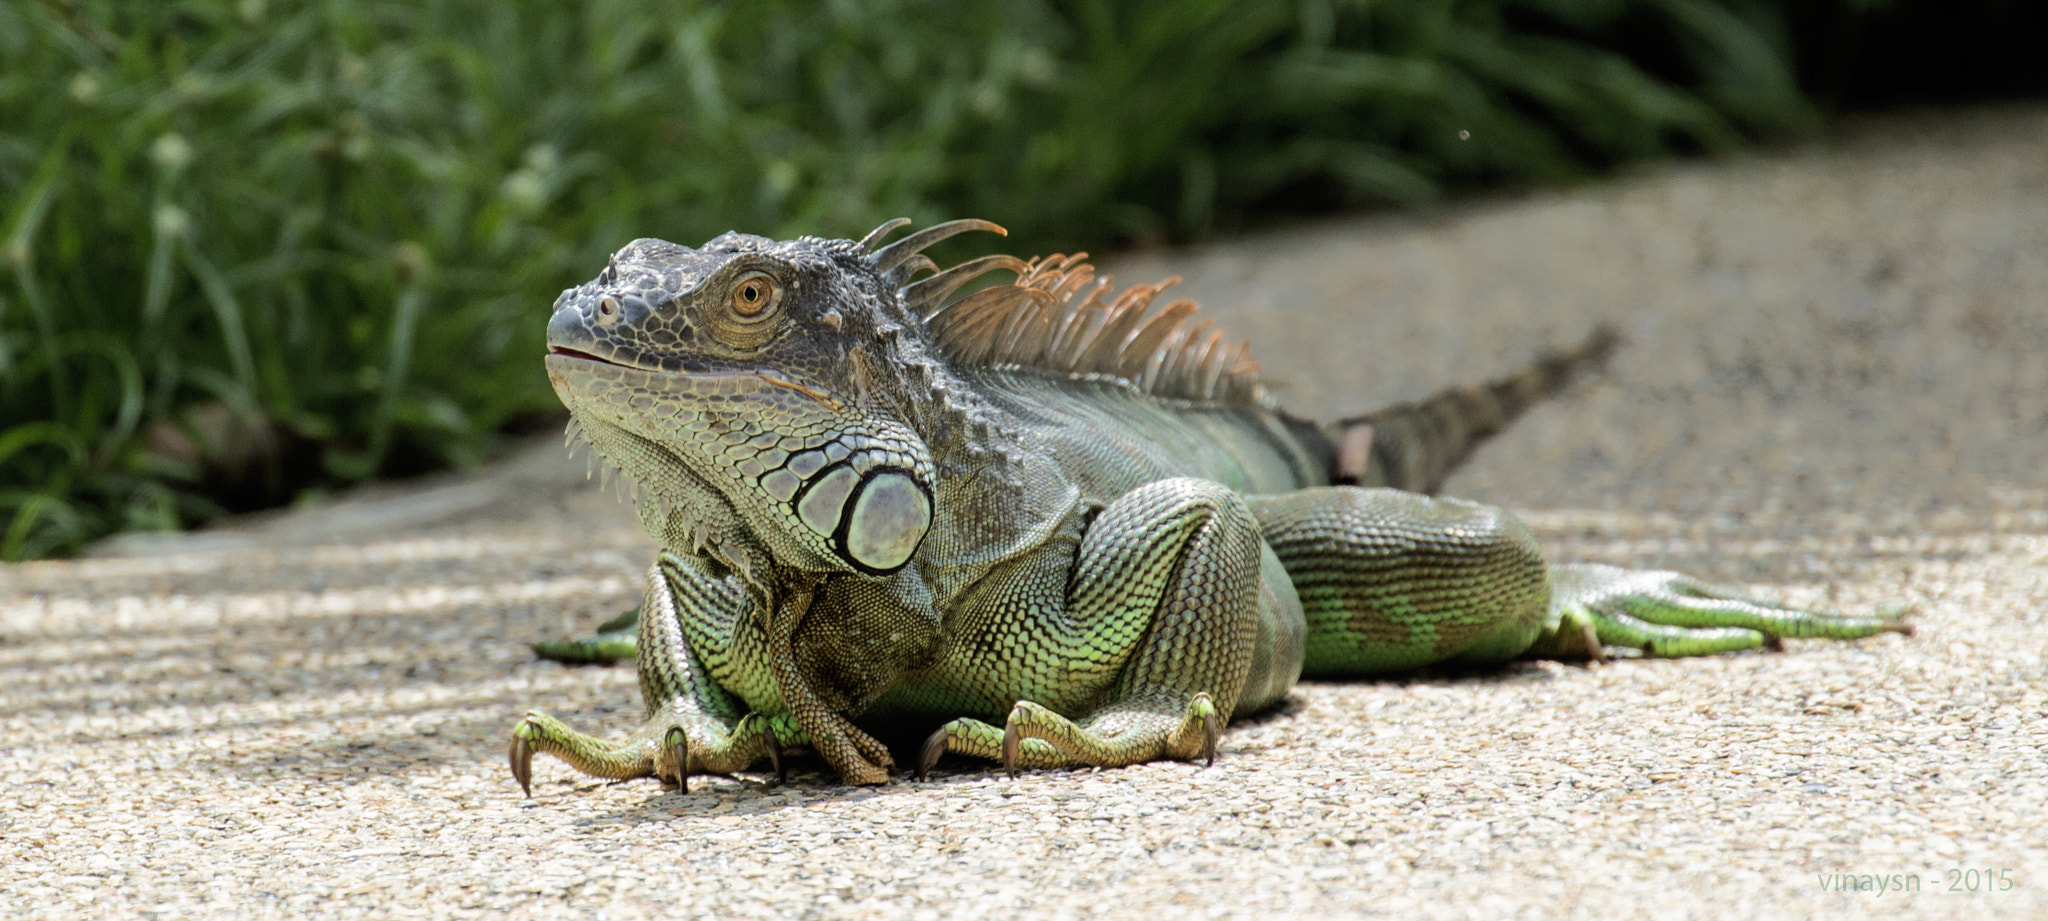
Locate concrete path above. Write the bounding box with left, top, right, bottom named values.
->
left=5, top=106, right=2045, bottom=920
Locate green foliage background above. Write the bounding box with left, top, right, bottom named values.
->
left=0, top=0, right=1891, bottom=557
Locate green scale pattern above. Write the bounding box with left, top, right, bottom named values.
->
left=507, top=223, right=1912, bottom=795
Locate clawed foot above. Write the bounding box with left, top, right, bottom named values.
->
left=915, top=694, right=1223, bottom=780
left=509, top=729, right=537, bottom=798
left=507, top=708, right=783, bottom=797
left=529, top=607, right=642, bottom=665
left=508, top=710, right=653, bottom=798
left=1536, top=563, right=1915, bottom=661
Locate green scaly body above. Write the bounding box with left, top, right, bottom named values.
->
left=508, top=220, right=1910, bottom=793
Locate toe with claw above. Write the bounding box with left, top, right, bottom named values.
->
left=509, top=733, right=536, bottom=798
left=916, top=725, right=949, bottom=781
left=662, top=726, right=689, bottom=794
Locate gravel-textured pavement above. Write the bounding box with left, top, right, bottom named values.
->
left=5, top=107, right=2046, bottom=920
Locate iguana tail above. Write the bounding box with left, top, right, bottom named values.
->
left=1328, top=327, right=1618, bottom=495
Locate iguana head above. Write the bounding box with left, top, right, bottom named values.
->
left=547, top=218, right=1267, bottom=577
left=544, top=225, right=977, bottom=577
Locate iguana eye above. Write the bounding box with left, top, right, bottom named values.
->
left=730, top=273, right=779, bottom=319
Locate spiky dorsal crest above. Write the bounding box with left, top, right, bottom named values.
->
left=858, top=218, right=1265, bottom=406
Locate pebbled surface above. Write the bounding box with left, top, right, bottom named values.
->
left=5, top=106, right=2047, bottom=919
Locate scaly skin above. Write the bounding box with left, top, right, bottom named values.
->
left=509, top=220, right=1911, bottom=795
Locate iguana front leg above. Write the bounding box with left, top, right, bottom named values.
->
left=530, top=606, right=640, bottom=665
left=918, top=477, right=1263, bottom=777
left=764, top=579, right=896, bottom=785
left=509, top=556, right=783, bottom=795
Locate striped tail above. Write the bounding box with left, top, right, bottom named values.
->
left=1329, top=327, right=1618, bottom=494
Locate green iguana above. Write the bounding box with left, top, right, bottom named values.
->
left=509, top=218, right=1910, bottom=795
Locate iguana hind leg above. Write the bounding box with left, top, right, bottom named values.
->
left=1252, top=487, right=1911, bottom=673
left=917, top=478, right=1273, bottom=777
left=1253, top=487, right=1554, bottom=676
left=509, top=557, right=783, bottom=795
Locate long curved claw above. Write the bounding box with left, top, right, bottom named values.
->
left=764, top=729, right=786, bottom=785
left=1580, top=620, right=1608, bottom=664
left=916, top=726, right=950, bottom=781
left=509, top=734, right=535, bottom=798
left=1177, top=692, right=1224, bottom=767
left=1867, top=602, right=1915, bottom=638
left=663, top=726, right=689, bottom=794
left=723, top=712, right=785, bottom=784
left=1001, top=721, right=1022, bottom=778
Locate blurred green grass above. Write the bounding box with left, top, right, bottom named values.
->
left=0, top=0, right=1889, bottom=558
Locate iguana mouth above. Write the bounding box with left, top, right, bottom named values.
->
left=546, top=345, right=675, bottom=377
left=549, top=347, right=846, bottom=411
left=547, top=345, right=617, bottom=365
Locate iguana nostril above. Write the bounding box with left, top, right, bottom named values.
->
left=598, top=296, right=619, bottom=318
